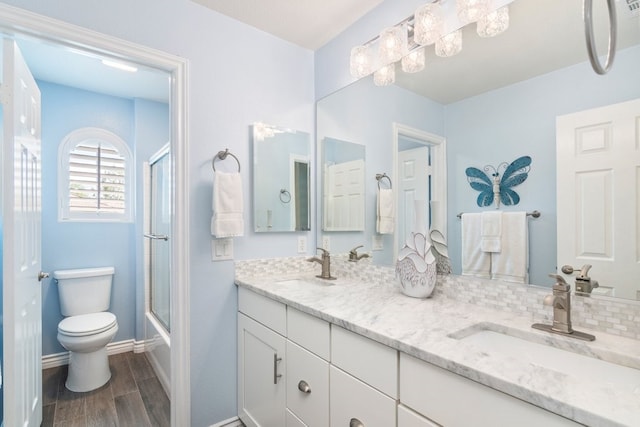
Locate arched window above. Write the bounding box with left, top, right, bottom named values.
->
left=58, top=127, right=133, bottom=222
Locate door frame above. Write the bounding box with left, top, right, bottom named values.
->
left=0, top=5, right=191, bottom=426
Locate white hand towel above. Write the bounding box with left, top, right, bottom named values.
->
left=481, top=211, right=503, bottom=252
left=491, top=212, right=528, bottom=283
left=377, top=188, right=394, bottom=234
left=461, top=213, right=491, bottom=279
left=211, top=171, right=244, bottom=238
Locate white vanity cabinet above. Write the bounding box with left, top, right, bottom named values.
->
left=399, top=353, right=582, bottom=427
left=238, top=286, right=584, bottom=427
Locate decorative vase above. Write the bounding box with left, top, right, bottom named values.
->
left=395, top=232, right=437, bottom=298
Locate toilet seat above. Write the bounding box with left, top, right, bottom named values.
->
left=58, top=312, right=117, bottom=337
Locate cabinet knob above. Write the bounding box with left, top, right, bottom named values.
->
left=297, top=380, right=311, bottom=394
left=350, top=418, right=364, bottom=427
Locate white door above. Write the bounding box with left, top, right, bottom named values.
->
left=323, top=159, right=365, bottom=231
left=556, top=98, right=640, bottom=300
left=1, top=39, right=43, bottom=427
left=397, top=146, right=430, bottom=248
left=238, top=313, right=286, bottom=427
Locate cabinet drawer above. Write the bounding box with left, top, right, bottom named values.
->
left=238, top=286, right=286, bottom=335
left=331, top=326, right=397, bottom=398
left=286, top=341, right=329, bottom=427
left=398, top=405, right=439, bottom=427
left=287, top=307, right=330, bottom=360
left=400, top=353, right=581, bottom=427
left=330, top=366, right=396, bottom=427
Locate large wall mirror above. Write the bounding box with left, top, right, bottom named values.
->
left=316, top=0, right=640, bottom=300
left=253, top=123, right=311, bottom=232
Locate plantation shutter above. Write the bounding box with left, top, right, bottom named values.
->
left=68, top=141, right=126, bottom=214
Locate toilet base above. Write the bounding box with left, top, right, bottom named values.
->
left=66, top=346, right=112, bottom=392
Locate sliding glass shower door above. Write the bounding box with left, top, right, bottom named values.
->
left=147, top=146, right=171, bottom=331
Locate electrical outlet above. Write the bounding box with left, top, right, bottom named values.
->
left=212, top=238, right=233, bottom=261
left=297, top=236, right=307, bottom=254
left=322, top=235, right=331, bottom=251
left=372, top=234, right=384, bottom=251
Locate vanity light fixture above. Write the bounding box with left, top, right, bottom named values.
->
left=477, top=6, right=510, bottom=37
left=101, top=59, right=138, bottom=73
left=349, top=0, right=513, bottom=86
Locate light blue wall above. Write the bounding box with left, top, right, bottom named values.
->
left=39, top=81, right=168, bottom=355
left=39, top=81, right=135, bottom=355
left=0, top=1, right=315, bottom=425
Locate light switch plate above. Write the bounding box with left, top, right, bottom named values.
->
left=212, top=238, right=233, bottom=261
left=297, top=236, right=307, bottom=254
left=322, top=235, right=331, bottom=251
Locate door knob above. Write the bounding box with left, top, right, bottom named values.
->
left=350, top=418, right=364, bottom=427
left=38, top=271, right=50, bottom=281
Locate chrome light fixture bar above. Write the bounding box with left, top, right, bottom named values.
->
left=350, top=0, right=514, bottom=86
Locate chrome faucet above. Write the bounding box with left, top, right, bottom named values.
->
left=348, top=245, right=370, bottom=262
left=307, top=247, right=336, bottom=280
left=561, top=264, right=599, bottom=294
left=532, top=274, right=595, bottom=341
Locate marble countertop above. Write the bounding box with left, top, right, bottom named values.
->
left=236, top=273, right=640, bottom=427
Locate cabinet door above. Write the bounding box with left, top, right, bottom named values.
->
left=238, top=313, right=286, bottom=427
left=330, top=366, right=396, bottom=427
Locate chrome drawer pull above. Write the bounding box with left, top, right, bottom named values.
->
left=350, top=418, right=364, bottom=427
left=297, top=380, right=311, bottom=394
left=273, top=354, right=282, bottom=384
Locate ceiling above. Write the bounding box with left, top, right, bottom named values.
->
left=190, top=0, right=384, bottom=50
left=13, top=0, right=640, bottom=105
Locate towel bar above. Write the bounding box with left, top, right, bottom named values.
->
left=375, top=173, right=392, bottom=189
left=212, top=148, right=241, bottom=172
left=457, top=210, right=540, bottom=219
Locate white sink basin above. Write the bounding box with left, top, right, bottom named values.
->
left=276, top=278, right=336, bottom=287
left=451, top=324, right=640, bottom=393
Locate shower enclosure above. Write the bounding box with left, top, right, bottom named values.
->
left=144, top=144, right=171, bottom=394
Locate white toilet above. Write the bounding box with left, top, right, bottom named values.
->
left=54, top=266, right=119, bottom=392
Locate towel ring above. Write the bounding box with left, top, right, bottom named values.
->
left=212, top=148, right=241, bottom=172
left=584, top=0, right=617, bottom=75
left=375, top=173, right=392, bottom=190
left=279, top=189, right=291, bottom=203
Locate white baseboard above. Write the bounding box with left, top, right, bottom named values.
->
left=42, top=338, right=147, bottom=369
left=210, top=416, right=243, bottom=427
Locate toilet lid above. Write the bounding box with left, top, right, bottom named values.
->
left=58, top=312, right=117, bottom=337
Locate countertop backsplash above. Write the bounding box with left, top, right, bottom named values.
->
left=235, top=256, right=640, bottom=341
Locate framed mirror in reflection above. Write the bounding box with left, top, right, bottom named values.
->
left=315, top=0, right=640, bottom=300
left=252, top=123, right=311, bottom=232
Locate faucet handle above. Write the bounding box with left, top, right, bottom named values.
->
left=549, top=274, right=570, bottom=292
left=349, top=245, right=363, bottom=255
left=316, top=247, right=329, bottom=256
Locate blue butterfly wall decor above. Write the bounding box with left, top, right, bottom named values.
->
left=465, top=156, right=532, bottom=208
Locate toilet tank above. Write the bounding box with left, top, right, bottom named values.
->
left=53, top=267, right=115, bottom=316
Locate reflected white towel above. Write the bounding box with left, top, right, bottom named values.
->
left=491, top=212, right=528, bottom=283
left=461, top=213, right=491, bottom=278
left=377, top=188, right=394, bottom=234
left=481, top=211, right=502, bottom=252
left=211, top=171, right=244, bottom=237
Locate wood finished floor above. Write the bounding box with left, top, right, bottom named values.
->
left=42, top=352, right=170, bottom=427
